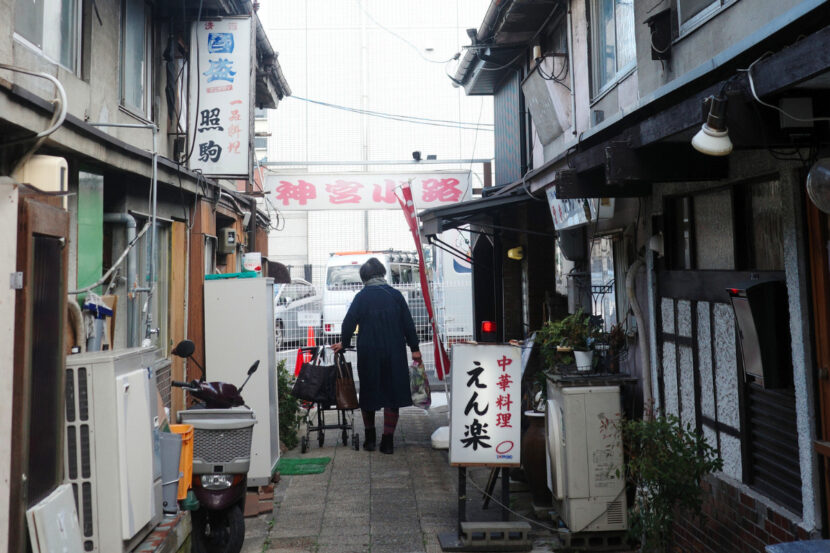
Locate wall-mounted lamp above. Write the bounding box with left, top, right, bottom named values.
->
left=532, top=45, right=542, bottom=61
left=507, top=246, right=524, bottom=260
left=807, top=158, right=830, bottom=213
left=692, top=94, right=733, bottom=156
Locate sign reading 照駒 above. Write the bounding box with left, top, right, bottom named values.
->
left=449, top=343, right=522, bottom=467
left=188, top=17, right=253, bottom=178
left=263, top=172, right=472, bottom=210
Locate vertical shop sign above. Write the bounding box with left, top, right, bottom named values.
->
left=189, top=17, right=253, bottom=178
left=449, top=343, right=521, bottom=466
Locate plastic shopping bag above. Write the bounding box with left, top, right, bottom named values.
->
left=409, top=360, right=431, bottom=410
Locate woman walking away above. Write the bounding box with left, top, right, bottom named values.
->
left=331, top=257, right=421, bottom=454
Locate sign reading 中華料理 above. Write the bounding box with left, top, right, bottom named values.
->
left=449, top=343, right=522, bottom=467
left=188, top=17, right=252, bottom=178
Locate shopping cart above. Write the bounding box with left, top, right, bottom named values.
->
left=295, top=346, right=360, bottom=453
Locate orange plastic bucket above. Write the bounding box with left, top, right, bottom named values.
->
left=169, top=424, right=194, bottom=500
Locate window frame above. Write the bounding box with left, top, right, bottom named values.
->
left=676, top=0, right=738, bottom=37
left=119, top=0, right=154, bottom=118
left=588, top=0, right=636, bottom=99
left=13, top=0, right=83, bottom=75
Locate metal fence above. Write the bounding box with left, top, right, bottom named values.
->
left=273, top=276, right=473, bottom=384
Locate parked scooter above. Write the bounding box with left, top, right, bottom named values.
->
left=171, top=339, right=258, bottom=553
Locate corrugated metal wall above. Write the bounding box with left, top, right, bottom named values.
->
left=494, top=73, right=522, bottom=186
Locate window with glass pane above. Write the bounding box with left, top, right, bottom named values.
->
left=678, top=0, right=718, bottom=26
left=254, top=136, right=268, bottom=149
left=122, top=0, right=149, bottom=113
left=14, top=0, right=79, bottom=72
left=590, top=0, right=635, bottom=95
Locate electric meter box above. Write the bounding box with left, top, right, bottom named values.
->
left=218, top=227, right=237, bottom=255
left=727, top=280, right=790, bottom=389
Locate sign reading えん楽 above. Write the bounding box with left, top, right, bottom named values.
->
left=449, top=343, right=521, bottom=467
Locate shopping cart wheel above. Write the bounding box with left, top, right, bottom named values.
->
left=318, top=430, right=325, bottom=447
left=301, top=436, right=309, bottom=454
left=352, top=433, right=360, bottom=451
left=342, top=429, right=348, bottom=445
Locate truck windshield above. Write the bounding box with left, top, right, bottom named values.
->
left=326, top=265, right=362, bottom=289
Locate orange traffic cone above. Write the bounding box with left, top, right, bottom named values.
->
left=307, top=326, right=316, bottom=347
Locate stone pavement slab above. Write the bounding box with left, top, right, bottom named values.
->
left=238, top=406, right=562, bottom=553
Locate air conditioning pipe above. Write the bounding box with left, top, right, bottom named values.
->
left=104, top=212, right=139, bottom=347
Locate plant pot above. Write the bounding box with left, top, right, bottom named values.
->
left=521, top=411, right=551, bottom=507
left=574, top=350, right=594, bottom=371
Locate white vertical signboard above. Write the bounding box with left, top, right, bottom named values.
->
left=449, top=343, right=522, bottom=466
left=189, top=17, right=253, bottom=178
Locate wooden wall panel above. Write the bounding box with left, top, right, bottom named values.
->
left=169, top=221, right=187, bottom=415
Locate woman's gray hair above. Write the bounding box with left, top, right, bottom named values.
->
left=359, top=257, right=386, bottom=282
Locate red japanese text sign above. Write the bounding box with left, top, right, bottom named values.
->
left=449, top=343, right=522, bottom=467
left=263, top=171, right=472, bottom=210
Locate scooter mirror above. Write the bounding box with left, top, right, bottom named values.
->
left=247, top=360, right=260, bottom=375
left=171, top=340, right=195, bottom=358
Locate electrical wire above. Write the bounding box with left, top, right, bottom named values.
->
left=69, top=220, right=152, bottom=295
left=476, top=50, right=526, bottom=72
left=185, top=0, right=205, bottom=162
left=289, top=96, right=494, bottom=130
left=354, top=0, right=459, bottom=64
left=743, top=52, right=830, bottom=123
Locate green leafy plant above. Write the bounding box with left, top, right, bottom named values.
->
left=277, top=360, right=301, bottom=450
left=613, top=413, right=723, bottom=552
left=536, top=309, right=599, bottom=367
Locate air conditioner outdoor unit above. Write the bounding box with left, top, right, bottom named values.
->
left=64, top=347, right=166, bottom=552
left=545, top=385, right=627, bottom=532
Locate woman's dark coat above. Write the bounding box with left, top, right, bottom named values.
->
left=341, top=284, right=419, bottom=410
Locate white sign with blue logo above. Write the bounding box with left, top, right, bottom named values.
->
left=449, top=343, right=522, bottom=467
left=189, top=17, right=253, bottom=177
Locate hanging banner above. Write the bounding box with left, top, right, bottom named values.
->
left=264, top=171, right=472, bottom=210
left=398, top=181, right=451, bottom=380
left=449, top=343, right=522, bottom=466
left=188, top=17, right=253, bottom=178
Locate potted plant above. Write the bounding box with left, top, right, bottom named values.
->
left=537, top=309, right=599, bottom=372
left=609, top=413, right=723, bottom=552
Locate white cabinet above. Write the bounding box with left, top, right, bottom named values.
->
left=204, top=278, right=279, bottom=486
left=545, top=385, right=627, bottom=532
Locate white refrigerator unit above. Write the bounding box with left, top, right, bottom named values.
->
left=204, top=277, right=279, bottom=486
left=545, top=385, right=627, bottom=533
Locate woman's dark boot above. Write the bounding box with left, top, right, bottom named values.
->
left=379, top=434, right=394, bottom=454
left=363, top=428, right=376, bottom=451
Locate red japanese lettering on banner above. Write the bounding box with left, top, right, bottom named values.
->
left=229, top=109, right=241, bottom=121
left=372, top=180, right=398, bottom=204
left=497, top=356, right=513, bottom=372
left=496, top=373, right=513, bottom=392
left=326, top=180, right=363, bottom=204
left=495, top=413, right=513, bottom=428
left=275, top=180, right=317, bottom=206
left=227, top=141, right=241, bottom=154
left=421, top=178, right=462, bottom=203
left=495, top=393, right=513, bottom=411
left=228, top=124, right=241, bottom=138
left=204, top=22, right=214, bottom=30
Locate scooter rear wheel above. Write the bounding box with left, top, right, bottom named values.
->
left=191, top=503, right=245, bottom=553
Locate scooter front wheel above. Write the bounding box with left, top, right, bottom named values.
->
left=191, top=503, right=245, bottom=553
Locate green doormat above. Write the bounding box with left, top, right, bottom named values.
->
left=276, top=457, right=332, bottom=475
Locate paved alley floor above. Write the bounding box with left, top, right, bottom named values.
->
left=241, top=404, right=563, bottom=553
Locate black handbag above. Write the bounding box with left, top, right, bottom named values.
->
left=291, top=348, right=337, bottom=404
left=334, top=352, right=359, bottom=410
